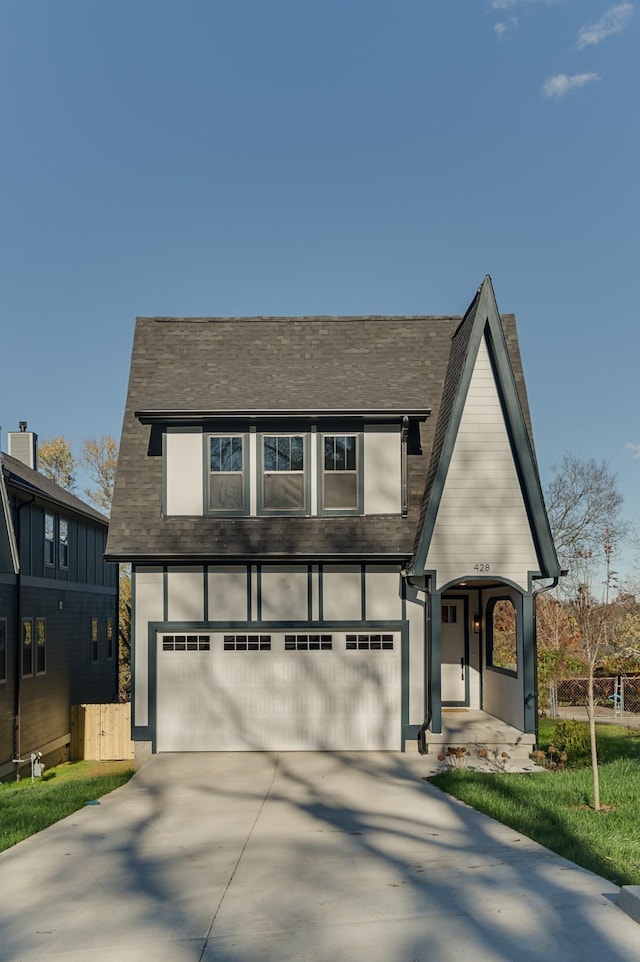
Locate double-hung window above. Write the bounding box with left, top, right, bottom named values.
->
left=321, top=434, right=360, bottom=512
left=261, top=435, right=307, bottom=512
left=45, top=513, right=55, bottom=566
left=59, top=518, right=69, bottom=568
left=91, top=618, right=99, bottom=663
left=208, top=435, right=247, bottom=513
left=22, top=619, right=33, bottom=677
left=36, top=618, right=46, bottom=675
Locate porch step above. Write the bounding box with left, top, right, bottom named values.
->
left=423, top=710, right=536, bottom=768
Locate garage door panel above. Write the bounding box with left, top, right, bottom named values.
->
left=157, top=631, right=401, bottom=751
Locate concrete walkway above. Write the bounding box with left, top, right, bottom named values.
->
left=0, top=752, right=638, bottom=962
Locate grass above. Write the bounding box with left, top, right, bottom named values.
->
left=429, top=720, right=640, bottom=886
left=0, top=760, right=135, bottom=854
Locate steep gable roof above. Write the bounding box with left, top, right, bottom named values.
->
left=1, top=454, right=108, bottom=527
left=410, top=276, right=560, bottom=579
left=106, top=281, right=554, bottom=567
left=0, top=467, right=19, bottom=574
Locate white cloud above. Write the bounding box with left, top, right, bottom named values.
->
left=543, top=72, right=600, bottom=97
left=494, top=16, right=518, bottom=37
left=577, top=3, right=634, bottom=48
left=625, top=443, right=640, bottom=459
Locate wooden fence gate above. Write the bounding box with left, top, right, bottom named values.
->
left=71, top=704, right=135, bottom=761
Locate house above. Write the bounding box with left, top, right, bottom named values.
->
left=0, top=426, right=119, bottom=778
left=105, top=276, right=561, bottom=758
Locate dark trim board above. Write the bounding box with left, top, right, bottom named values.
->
left=133, top=619, right=410, bottom=752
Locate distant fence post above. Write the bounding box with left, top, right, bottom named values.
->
left=549, top=682, right=557, bottom=718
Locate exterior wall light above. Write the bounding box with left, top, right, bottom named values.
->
left=473, top=614, right=481, bottom=633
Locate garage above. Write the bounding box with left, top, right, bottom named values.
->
left=156, top=629, right=401, bottom=751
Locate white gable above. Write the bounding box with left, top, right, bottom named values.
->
left=425, top=336, right=539, bottom=590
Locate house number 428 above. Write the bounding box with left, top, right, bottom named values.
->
left=473, top=563, right=491, bottom=572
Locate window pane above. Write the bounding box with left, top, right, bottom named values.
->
left=210, top=474, right=244, bottom=510
left=277, top=436, right=290, bottom=471
left=211, top=436, right=243, bottom=473
left=22, top=621, right=33, bottom=676
left=36, top=619, right=46, bottom=674
left=325, top=436, right=356, bottom=471
left=264, top=473, right=304, bottom=509
left=45, top=514, right=54, bottom=540
left=290, top=436, right=304, bottom=471
left=264, top=436, right=278, bottom=471
left=210, top=436, right=221, bottom=472
left=324, top=437, right=335, bottom=470
left=324, top=473, right=357, bottom=509
left=231, top=436, right=243, bottom=470
left=345, top=436, right=357, bottom=470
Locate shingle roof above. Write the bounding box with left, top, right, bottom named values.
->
left=106, top=286, right=533, bottom=561
left=1, top=454, right=108, bottom=527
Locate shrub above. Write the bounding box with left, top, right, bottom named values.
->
left=548, top=719, right=592, bottom=767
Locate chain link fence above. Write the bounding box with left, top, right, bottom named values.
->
left=549, top=677, right=640, bottom=718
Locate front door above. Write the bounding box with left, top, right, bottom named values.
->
left=441, top=598, right=469, bottom=706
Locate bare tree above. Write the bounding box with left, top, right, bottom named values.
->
left=546, top=454, right=624, bottom=567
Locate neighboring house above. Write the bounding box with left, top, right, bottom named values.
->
left=0, top=427, right=118, bottom=778
left=106, top=276, right=561, bottom=756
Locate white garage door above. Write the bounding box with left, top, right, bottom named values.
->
left=156, top=630, right=401, bottom=751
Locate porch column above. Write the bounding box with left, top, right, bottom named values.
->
left=522, top=592, right=536, bottom=734
left=429, top=589, right=442, bottom=733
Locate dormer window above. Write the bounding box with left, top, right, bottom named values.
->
left=261, top=435, right=307, bottom=513
left=321, top=435, right=360, bottom=512
left=208, top=435, right=248, bottom=514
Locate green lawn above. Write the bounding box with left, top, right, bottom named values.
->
left=429, top=720, right=640, bottom=886
left=0, top=760, right=135, bottom=854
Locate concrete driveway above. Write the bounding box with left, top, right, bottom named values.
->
left=0, top=751, right=637, bottom=962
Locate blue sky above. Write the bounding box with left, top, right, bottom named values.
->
left=1, top=1, right=638, bottom=572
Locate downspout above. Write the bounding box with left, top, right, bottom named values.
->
left=531, top=575, right=562, bottom=749
left=14, top=494, right=35, bottom=780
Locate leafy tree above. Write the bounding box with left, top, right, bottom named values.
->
left=118, top=567, right=131, bottom=702
left=536, top=593, right=584, bottom=707
left=83, top=435, right=118, bottom=512
left=38, top=436, right=77, bottom=491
